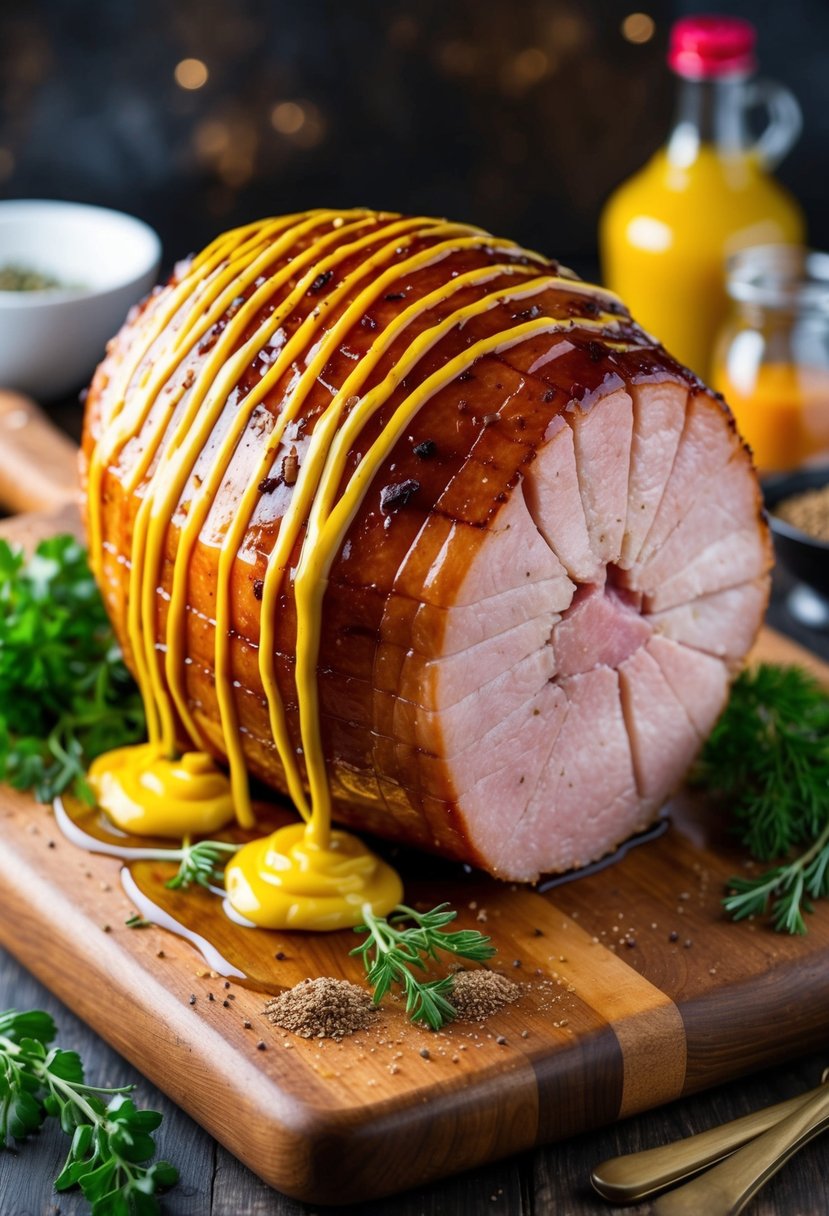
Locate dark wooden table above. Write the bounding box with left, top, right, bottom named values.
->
left=2, top=400, right=829, bottom=1215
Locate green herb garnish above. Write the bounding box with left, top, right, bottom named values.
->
left=0, top=1007, right=177, bottom=1214
left=351, top=902, right=496, bottom=1029
left=695, top=663, right=829, bottom=933
left=164, top=839, right=241, bottom=891
left=0, top=535, right=145, bottom=804
left=121, top=841, right=240, bottom=926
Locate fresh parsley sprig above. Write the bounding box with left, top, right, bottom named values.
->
left=695, top=663, right=829, bottom=934
left=0, top=1008, right=177, bottom=1215
left=0, top=536, right=145, bottom=804
left=351, top=902, right=496, bottom=1029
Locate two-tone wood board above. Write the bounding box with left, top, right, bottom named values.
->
left=2, top=503, right=829, bottom=1205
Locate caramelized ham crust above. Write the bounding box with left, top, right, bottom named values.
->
left=81, top=210, right=771, bottom=880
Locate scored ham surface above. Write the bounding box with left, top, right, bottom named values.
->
left=81, top=210, right=771, bottom=881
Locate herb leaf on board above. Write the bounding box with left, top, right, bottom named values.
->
left=351, top=902, right=496, bottom=1029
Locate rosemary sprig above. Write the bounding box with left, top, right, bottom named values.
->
left=695, top=663, right=829, bottom=934
left=0, top=1008, right=177, bottom=1215
left=351, top=902, right=496, bottom=1029
left=724, top=819, right=829, bottom=935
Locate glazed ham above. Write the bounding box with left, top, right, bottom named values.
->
left=81, top=210, right=771, bottom=880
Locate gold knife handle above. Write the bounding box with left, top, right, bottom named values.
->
left=591, top=1086, right=823, bottom=1203
left=651, top=1083, right=829, bottom=1216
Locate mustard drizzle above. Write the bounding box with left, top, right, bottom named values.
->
left=135, top=211, right=382, bottom=756
left=87, top=208, right=628, bottom=929
left=153, top=218, right=470, bottom=815
left=87, top=218, right=280, bottom=575
left=206, top=231, right=543, bottom=824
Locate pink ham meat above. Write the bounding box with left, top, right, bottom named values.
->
left=82, top=212, right=772, bottom=882
left=382, top=379, right=769, bottom=879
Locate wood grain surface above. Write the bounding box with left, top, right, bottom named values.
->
left=2, top=506, right=829, bottom=1206
left=3, top=945, right=829, bottom=1216
left=0, top=390, right=80, bottom=515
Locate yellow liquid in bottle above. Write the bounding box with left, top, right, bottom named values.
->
left=600, top=146, right=804, bottom=378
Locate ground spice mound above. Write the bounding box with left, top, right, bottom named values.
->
left=450, top=970, right=520, bottom=1022
left=776, top=483, right=829, bottom=542
left=265, top=977, right=377, bottom=1040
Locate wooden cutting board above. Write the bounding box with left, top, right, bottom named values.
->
left=2, top=500, right=829, bottom=1206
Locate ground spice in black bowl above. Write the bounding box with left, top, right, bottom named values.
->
left=775, top=482, right=829, bottom=543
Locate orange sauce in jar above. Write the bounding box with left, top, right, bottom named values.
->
left=712, top=244, right=829, bottom=475
left=713, top=361, right=829, bottom=474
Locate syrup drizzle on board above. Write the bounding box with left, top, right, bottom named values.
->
left=54, top=794, right=293, bottom=989
left=54, top=789, right=668, bottom=990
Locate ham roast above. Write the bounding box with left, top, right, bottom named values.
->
left=81, top=209, right=771, bottom=881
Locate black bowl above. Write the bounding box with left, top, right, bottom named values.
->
left=763, top=467, right=829, bottom=628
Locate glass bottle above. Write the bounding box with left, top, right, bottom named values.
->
left=600, top=15, right=804, bottom=378
left=712, top=244, right=829, bottom=474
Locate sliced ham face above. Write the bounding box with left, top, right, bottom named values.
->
left=81, top=210, right=772, bottom=883
left=394, top=379, right=770, bottom=879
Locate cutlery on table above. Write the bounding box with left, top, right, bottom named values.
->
left=652, top=1079, right=829, bottom=1215
left=592, top=1069, right=829, bottom=1206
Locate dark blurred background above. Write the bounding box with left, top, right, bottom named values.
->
left=1, top=0, right=827, bottom=277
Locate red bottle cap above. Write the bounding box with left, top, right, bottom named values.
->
left=668, top=15, right=757, bottom=78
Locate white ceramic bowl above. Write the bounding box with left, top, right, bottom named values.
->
left=0, top=200, right=161, bottom=400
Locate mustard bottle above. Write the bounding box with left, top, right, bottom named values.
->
left=600, top=15, right=804, bottom=378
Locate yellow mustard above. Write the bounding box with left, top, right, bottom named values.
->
left=86, top=209, right=623, bottom=930
left=88, top=743, right=234, bottom=836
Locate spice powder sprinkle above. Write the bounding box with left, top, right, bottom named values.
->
left=450, top=971, right=520, bottom=1022
left=265, top=977, right=378, bottom=1041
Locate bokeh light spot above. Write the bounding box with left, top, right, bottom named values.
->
left=621, top=13, right=655, bottom=44
left=270, top=101, right=306, bottom=135
left=270, top=100, right=327, bottom=149
left=500, top=47, right=551, bottom=95
left=174, top=58, right=209, bottom=90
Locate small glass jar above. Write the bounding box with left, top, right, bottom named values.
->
left=712, top=245, right=829, bottom=474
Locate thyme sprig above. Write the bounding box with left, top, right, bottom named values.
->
left=163, top=839, right=241, bottom=891
left=121, top=841, right=241, bottom=925
left=351, top=902, right=496, bottom=1029
left=0, top=1008, right=177, bottom=1215
left=695, top=663, right=829, bottom=934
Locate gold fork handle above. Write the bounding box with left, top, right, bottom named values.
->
left=591, top=1085, right=824, bottom=1203
left=652, top=1083, right=829, bottom=1216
